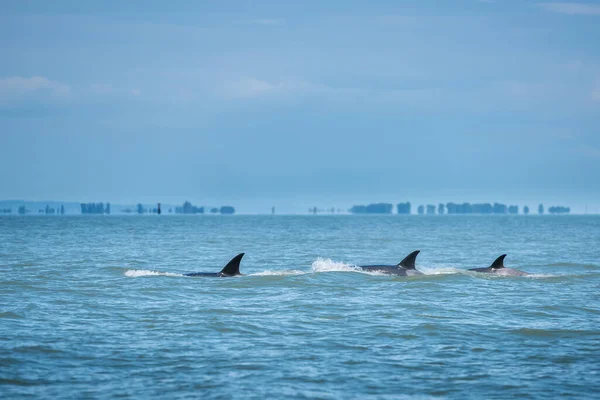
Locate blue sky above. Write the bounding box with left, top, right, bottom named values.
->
left=1, top=0, right=599, bottom=213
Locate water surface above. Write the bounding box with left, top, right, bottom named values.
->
left=1, top=215, right=599, bottom=398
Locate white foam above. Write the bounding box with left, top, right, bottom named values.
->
left=311, top=260, right=468, bottom=277
left=418, top=266, right=462, bottom=275
left=310, top=258, right=363, bottom=273
left=462, top=270, right=555, bottom=279
left=250, top=270, right=306, bottom=276
left=525, top=273, right=556, bottom=279
left=124, top=270, right=183, bottom=278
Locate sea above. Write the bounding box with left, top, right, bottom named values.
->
left=1, top=215, right=599, bottom=399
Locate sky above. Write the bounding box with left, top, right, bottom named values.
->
left=1, top=0, right=600, bottom=213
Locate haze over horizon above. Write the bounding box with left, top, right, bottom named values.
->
left=2, top=1, right=599, bottom=214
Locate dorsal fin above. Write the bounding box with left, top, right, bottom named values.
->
left=489, top=254, right=506, bottom=269
left=398, top=250, right=420, bottom=269
left=219, top=253, right=244, bottom=276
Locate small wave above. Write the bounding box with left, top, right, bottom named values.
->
left=0, top=377, right=48, bottom=387
left=311, top=258, right=362, bottom=273
left=124, top=270, right=183, bottom=278
left=0, top=311, right=23, bottom=319
left=547, top=262, right=598, bottom=268
left=309, top=259, right=398, bottom=276
left=14, top=345, right=64, bottom=354
left=510, top=328, right=599, bottom=338
left=525, top=273, right=556, bottom=279
left=418, top=267, right=462, bottom=275
left=250, top=270, right=306, bottom=276
left=310, top=259, right=464, bottom=277
left=462, top=270, right=555, bottom=279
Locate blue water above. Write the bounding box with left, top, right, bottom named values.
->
left=1, top=215, right=599, bottom=399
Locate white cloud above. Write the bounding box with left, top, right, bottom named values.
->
left=593, top=79, right=600, bottom=101
left=252, top=19, right=284, bottom=26
left=89, top=83, right=117, bottom=95
left=561, top=60, right=584, bottom=72
left=222, top=78, right=278, bottom=98
left=539, top=3, right=600, bottom=15
left=221, top=78, right=328, bottom=99
left=90, top=83, right=141, bottom=97
left=219, top=77, right=464, bottom=109
left=573, top=144, right=600, bottom=158
left=219, top=78, right=447, bottom=109
left=0, top=76, right=71, bottom=97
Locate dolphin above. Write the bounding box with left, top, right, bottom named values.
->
left=357, top=250, right=423, bottom=276
left=468, top=254, right=528, bottom=276
left=184, top=253, right=244, bottom=277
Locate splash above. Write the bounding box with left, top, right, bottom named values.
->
left=462, top=270, right=555, bottom=279
left=124, top=270, right=183, bottom=278
left=524, top=273, right=556, bottom=279
left=250, top=270, right=306, bottom=276
left=311, top=258, right=363, bottom=273
left=418, top=266, right=462, bottom=275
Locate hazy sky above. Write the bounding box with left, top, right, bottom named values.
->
left=1, top=1, right=599, bottom=213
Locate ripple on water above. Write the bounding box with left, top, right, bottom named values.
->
left=2, top=215, right=600, bottom=398
left=124, top=270, right=183, bottom=277
left=510, top=328, right=600, bottom=339
left=0, top=311, right=23, bottom=319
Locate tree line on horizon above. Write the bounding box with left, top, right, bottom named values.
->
left=81, top=203, right=110, bottom=215
left=349, top=202, right=570, bottom=215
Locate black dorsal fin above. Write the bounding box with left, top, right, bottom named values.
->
left=398, top=250, right=420, bottom=269
left=490, top=254, right=506, bottom=269
left=220, top=253, right=244, bottom=276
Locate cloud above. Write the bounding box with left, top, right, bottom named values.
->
left=561, top=60, right=584, bottom=72
left=219, top=78, right=448, bottom=109
left=221, top=78, right=328, bottom=99
left=222, top=78, right=278, bottom=98
left=573, top=144, right=600, bottom=158
left=90, top=83, right=141, bottom=97
left=89, top=83, right=117, bottom=95
left=593, top=79, right=600, bottom=101
left=539, top=3, right=600, bottom=15
left=251, top=19, right=284, bottom=26
left=0, top=76, right=71, bottom=98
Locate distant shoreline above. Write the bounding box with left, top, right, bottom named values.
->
left=2, top=213, right=598, bottom=217
left=0, top=200, right=590, bottom=216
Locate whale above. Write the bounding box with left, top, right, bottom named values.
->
left=184, top=253, right=244, bottom=277
left=468, top=254, right=528, bottom=276
left=357, top=250, right=423, bottom=276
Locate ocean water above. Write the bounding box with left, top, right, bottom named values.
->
left=1, top=215, right=599, bottom=399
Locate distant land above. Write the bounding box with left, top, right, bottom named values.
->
left=0, top=200, right=584, bottom=216
left=347, top=202, right=571, bottom=215
left=0, top=200, right=236, bottom=216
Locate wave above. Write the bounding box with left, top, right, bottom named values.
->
left=309, top=258, right=411, bottom=276
left=123, top=264, right=558, bottom=279
left=524, top=273, right=556, bottom=279
left=311, top=258, right=468, bottom=277
left=0, top=311, right=23, bottom=319
left=124, top=270, right=183, bottom=278
left=510, top=328, right=599, bottom=338
left=462, top=270, right=556, bottom=279
left=249, top=270, right=306, bottom=276
left=547, top=262, right=599, bottom=268
left=310, top=258, right=362, bottom=273
left=418, top=266, right=462, bottom=275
